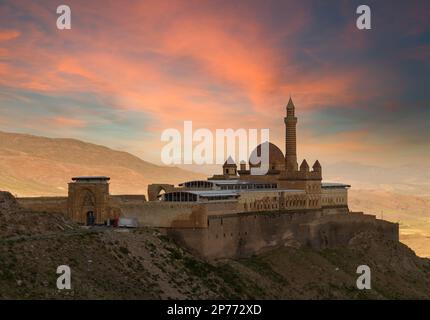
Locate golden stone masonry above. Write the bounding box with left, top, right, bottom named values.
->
left=18, top=98, right=399, bottom=259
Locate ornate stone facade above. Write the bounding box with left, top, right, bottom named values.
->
left=67, top=176, right=113, bottom=225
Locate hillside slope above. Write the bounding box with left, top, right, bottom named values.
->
left=349, top=189, right=430, bottom=258
left=0, top=131, right=204, bottom=196
left=1, top=191, right=430, bottom=300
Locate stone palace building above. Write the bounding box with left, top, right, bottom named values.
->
left=18, top=98, right=399, bottom=259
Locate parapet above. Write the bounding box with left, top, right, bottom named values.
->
left=71, top=176, right=110, bottom=184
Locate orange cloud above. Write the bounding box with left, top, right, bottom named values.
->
left=0, top=1, right=312, bottom=124
left=51, top=117, right=86, bottom=128
left=0, top=0, right=411, bottom=168
left=0, top=29, right=20, bottom=41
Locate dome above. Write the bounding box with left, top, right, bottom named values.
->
left=249, top=142, right=285, bottom=172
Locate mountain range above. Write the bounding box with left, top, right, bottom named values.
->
left=0, top=131, right=204, bottom=197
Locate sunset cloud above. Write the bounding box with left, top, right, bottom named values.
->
left=0, top=29, right=20, bottom=41
left=51, top=116, right=86, bottom=128
left=0, top=0, right=429, bottom=166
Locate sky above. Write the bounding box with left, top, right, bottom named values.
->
left=0, top=0, right=429, bottom=169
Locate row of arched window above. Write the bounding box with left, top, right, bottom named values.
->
left=309, top=199, right=319, bottom=207
left=244, top=197, right=310, bottom=211
left=322, top=197, right=346, bottom=204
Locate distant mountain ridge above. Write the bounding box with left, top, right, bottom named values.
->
left=0, top=131, right=204, bottom=196
left=324, top=161, right=430, bottom=198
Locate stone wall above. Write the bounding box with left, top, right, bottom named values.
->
left=17, top=197, right=68, bottom=215
left=120, top=201, right=205, bottom=228
left=304, top=212, right=399, bottom=249
left=322, top=188, right=348, bottom=207
left=167, top=209, right=319, bottom=258
left=111, top=194, right=147, bottom=203
left=167, top=207, right=399, bottom=259
left=120, top=200, right=240, bottom=228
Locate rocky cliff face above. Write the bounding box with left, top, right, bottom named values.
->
left=0, top=191, right=77, bottom=238
left=0, top=191, right=19, bottom=213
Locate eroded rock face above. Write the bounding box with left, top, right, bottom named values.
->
left=0, top=190, right=77, bottom=238
left=0, top=191, right=20, bottom=214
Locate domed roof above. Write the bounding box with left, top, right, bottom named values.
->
left=249, top=142, right=285, bottom=168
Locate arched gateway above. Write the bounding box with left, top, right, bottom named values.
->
left=67, top=176, right=111, bottom=225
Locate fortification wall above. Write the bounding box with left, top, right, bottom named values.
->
left=322, top=205, right=350, bottom=215
left=119, top=202, right=206, bottom=228
left=119, top=200, right=240, bottom=227
left=167, top=209, right=322, bottom=258
left=111, top=194, right=147, bottom=203
left=17, top=197, right=68, bottom=214
left=167, top=207, right=399, bottom=259
left=305, top=212, right=399, bottom=249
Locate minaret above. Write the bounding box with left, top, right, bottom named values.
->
left=284, top=97, right=298, bottom=172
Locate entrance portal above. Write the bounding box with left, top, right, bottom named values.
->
left=86, top=211, right=95, bottom=226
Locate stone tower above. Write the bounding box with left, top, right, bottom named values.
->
left=284, top=97, right=298, bottom=172
left=223, top=156, right=237, bottom=177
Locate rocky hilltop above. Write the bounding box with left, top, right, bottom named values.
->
left=1, top=191, right=430, bottom=299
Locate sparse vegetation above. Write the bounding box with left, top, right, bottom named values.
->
left=1, top=191, right=430, bottom=299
